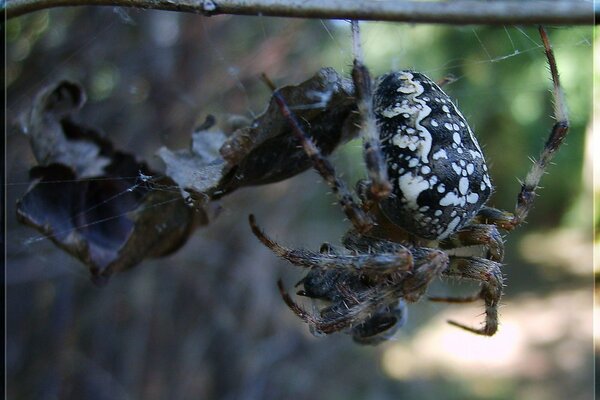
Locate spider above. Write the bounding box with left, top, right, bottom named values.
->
left=249, top=23, right=569, bottom=344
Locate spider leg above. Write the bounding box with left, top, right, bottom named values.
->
left=301, top=248, right=445, bottom=335
left=278, top=279, right=336, bottom=332
left=439, top=223, right=504, bottom=262
left=277, top=246, right=449, bottom=340
left=351, top=21, right=392, bottom=202
left=278, top=279, right=385, bottom=335
left=429, top=256, right=503, bottom=336
left=471, top=28, right=568, bottom=234
left=503, top=27, right=570, bottom=231
left=472, top=206, right=517, bottom=231
left=249, top=214, right=413, bottom=275
left=261, top=75, right=373, bottom=233
left=515, top=27, right=570, bottom=221
left=279, top=251, right=441, bottom=337
left=400, top=248, right=450, bottom=302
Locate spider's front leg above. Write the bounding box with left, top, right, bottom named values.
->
left=249, top=215, right=413, bottom=275
left=351, top=21, right=392, bottom=203
left=429, top=256, right=503, bottom=336
left=261, top=74, right=374, bottom=233
left=258, top=21, right=397, bottom=233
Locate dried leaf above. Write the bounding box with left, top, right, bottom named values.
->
left=26, top=81, right=111, bottom=176
left=215, top=67, right=359, bottom=197
left=159, top=68, right=359, bottom=202
left=17, top=81, right=206, bottom=284
left=156, top=123, right=227, bottom=203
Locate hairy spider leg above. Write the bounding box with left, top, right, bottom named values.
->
left=278, top=279, right=357, bottom=335
left=429, top=256, right=504, bottom=336
left=397, top=248, right=450, bottom=302
left=351, top=21, right=392, bottom=202
left=473, top=26, right=569, bottom=232
left=261, top=74, right=374, bottom=233
left=277, top=247, right=449, bottom=336
left=439, top=223, right=505, bottom=262
left=249, top=214, right=413, bottom=275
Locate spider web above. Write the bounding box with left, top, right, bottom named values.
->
left=5, top=10, right=591, bottom=283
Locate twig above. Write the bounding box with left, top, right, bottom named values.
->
left=5, top=0, right=596, bottom=24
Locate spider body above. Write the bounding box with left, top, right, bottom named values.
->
left=250, top=25, right=568, bottom=344
left=375, top=71, right=492, bottom=240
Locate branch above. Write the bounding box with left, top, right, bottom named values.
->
left=5, top=0, right=596, bottom=25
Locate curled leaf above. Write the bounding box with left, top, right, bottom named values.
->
left=215, top=67, right=358, bottom=197
left=158, top=68, right=359, bottom=201
left=156, top=120, right=227, bottom=204
left=17, top=81, right=205, bottom=284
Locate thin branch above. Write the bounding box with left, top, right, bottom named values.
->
left=5, top=0, right=596, bottom=24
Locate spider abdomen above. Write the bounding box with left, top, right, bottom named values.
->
left=374, top=71, right=492, bottom=240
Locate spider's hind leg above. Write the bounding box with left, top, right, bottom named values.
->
left=429, top=256, right=503, bottom=336
left=513, top=27, right=569, bottom=226
left=439, top=223, right=504, bottom=262
left=471, top=28, right=568, bottom=235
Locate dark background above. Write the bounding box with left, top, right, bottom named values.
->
left=6, top=9, right=594, bottom=400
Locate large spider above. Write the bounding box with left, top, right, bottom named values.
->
left=249, top=24, right=569, bottom=344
